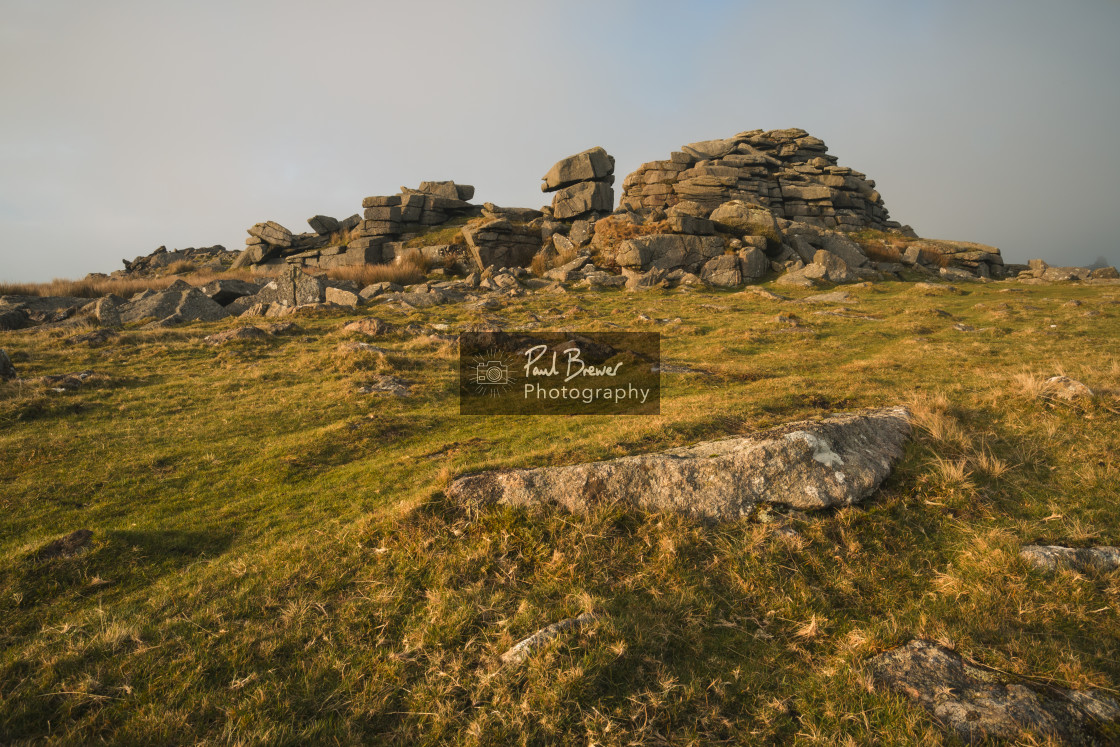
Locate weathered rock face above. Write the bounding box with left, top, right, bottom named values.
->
left=542, top=147, right=616, bottom=220
left=867, top=639, right=1120, bottom=745
left=447, top=407, right=912, bottom=521
left=255, top=266, right=330, bottom=307
left=619, top=128, right=905, bottom=234
left=608, top=234, right=726, bottom=273
left=462, top=218, right=542, bottom=270
left=118, top=287, right=230, bottom=325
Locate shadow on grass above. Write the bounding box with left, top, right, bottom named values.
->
left=5, top=529, right=237, bottom=616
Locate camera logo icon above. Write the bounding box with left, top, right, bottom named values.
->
left=475, top=360, right=509, bottom=386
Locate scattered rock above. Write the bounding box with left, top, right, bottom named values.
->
left=358, top=375, right=410, bottom=397
left=342, top=317, right=397, bottom=337
left=1044, top=376, right=1093, bottom=401
left=68, top=329, right=118, bottom=346
left=37, top=371, right=96, bottom=390
left=0, top=349, right=17, bottom=380
left=0, top=307, right=29, bottom=330
left=203, top=326, right=269, bottom=345
left=500, top=612, right=598, bottom=666
left=623, top=267, right=668, bottom=292
left=1020, top=545, right=1120, bottom=573
left=325, top=286, right=360, bottom=307
left=800, top=290, right=850, bottom=304
left=35, top=529, right=94, bottom=560
left=264, top=322, right=302, bottom=336
left=866, top=639, right=1120, bottom=745
left=447, top=407, right=912, bottom=521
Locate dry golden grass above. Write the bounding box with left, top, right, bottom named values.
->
left=323, top=250, right=431, bottom=287
left=592, top=216, right=671, bottom=247
left=862, top=243, right=902, bottom=263
left=0, top=268, right=263, bottom=299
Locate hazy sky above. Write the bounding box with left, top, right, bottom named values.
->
left=2, top=0, right=1118, bottom=282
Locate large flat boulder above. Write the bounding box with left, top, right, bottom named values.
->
left=542, top=147, right=614, bottom=192
left=247, top=221, right=293, bottom=248
left=118, top=288, right=229, bottom=325
left=551, top=181, right=614, bottom=220
left=447, top=407, right=912, bottom=521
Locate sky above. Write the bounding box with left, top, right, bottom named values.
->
left=2, top=0, right=1119, bottom=282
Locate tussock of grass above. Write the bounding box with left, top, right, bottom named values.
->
left=323, top=251, right=431, bottom=287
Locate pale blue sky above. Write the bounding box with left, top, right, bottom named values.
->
left=1, top=0, right=1118, bottom=281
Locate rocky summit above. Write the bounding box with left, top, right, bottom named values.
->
left=80, top=127, right=1119, bottom=308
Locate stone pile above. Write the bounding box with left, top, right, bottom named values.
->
left=541, top=147, right=615, bottom=220
left=618, top=128, right=906, bottom=234
left=1016, top=258, right=1119, bottom=283
left=232, top=215, right=364, bottom=271
left=121, top=244, right=237, bottom=276
left=234, top=181, right=478, bottom=272
left=354, top=181, right=477, bottom=263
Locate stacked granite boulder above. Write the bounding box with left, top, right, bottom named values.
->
left=232, top=215, right=363, bottom=271
left=234, top=181, right=477, bottom=271
left=541, top=147, right=616, bottom=220
left=618, top=128, right=905, bottom=234
left=355, top=181, right=477, bottom=263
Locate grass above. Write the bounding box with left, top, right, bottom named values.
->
left=402, top=216, right=473, bottom=250
left=0, top=268, right=265, bottom=299
left=324, top=251, right=432, bottom=287
left=1, top=278, right=1119, bottom=744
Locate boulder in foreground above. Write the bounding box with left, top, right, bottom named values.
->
left=447, top=407, right=911, bottom=521
left=867, top=639, right=1120, bottom=744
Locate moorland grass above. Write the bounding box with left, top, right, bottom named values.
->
left=1, top=277, right=1118, bottom=744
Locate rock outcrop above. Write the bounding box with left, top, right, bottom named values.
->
left=618, top=128, right=905, bottom=234
left=461, top=218, right=542, bottom=271
left=447, top=407, right=912, bottom=521
left=234, top=181, right=477, bottom=272
left=121, top=244, right=236, bottom=276
left=542, top=147, right=616, bottom=221
left=117, top=281, right=230, bottom=326
left=867, top=639, right=1120, bottom=744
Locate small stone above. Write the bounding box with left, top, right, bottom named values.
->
left=203, top=326, right=269, bottom=345
left=1044, top=375, right=1092, bottom=400
left=0, top=349, right=17, bottom=380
